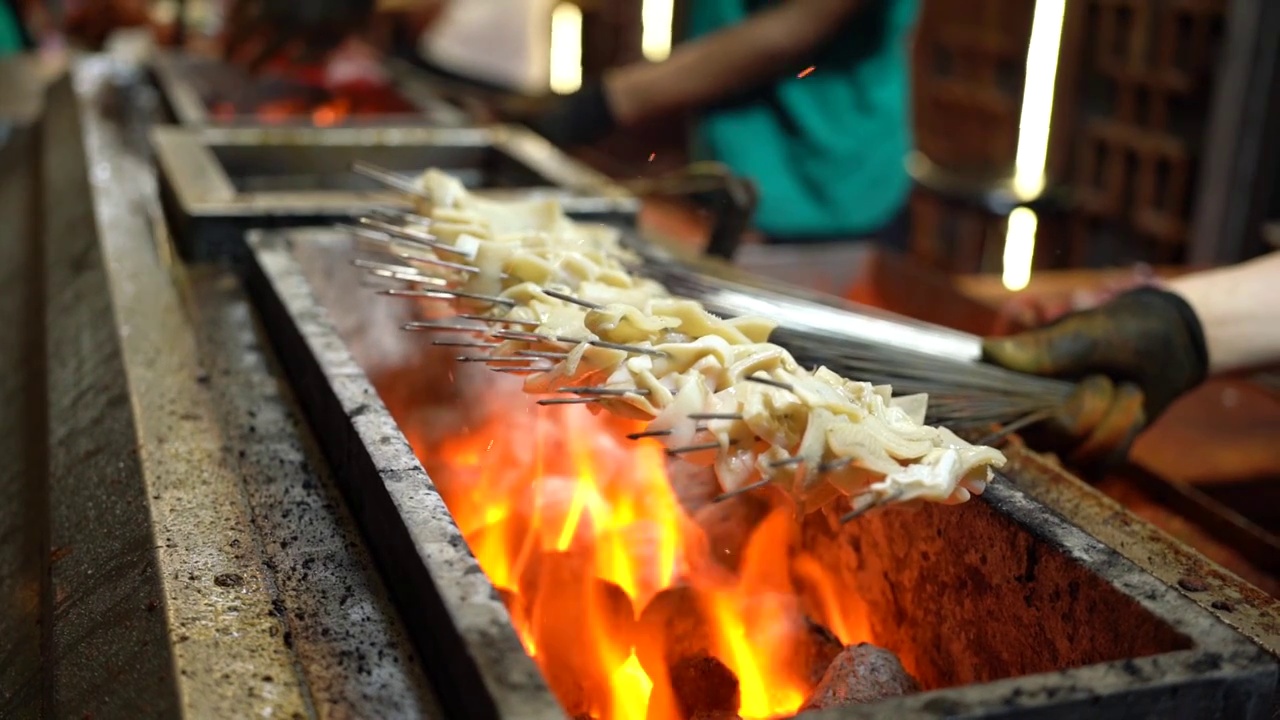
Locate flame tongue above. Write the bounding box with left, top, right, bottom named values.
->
left=405, top=380, right=866, bottom=720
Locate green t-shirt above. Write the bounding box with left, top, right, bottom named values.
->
left=687, top=0, right=918, bottom=239
left=0, top=2, right=24, bottom=58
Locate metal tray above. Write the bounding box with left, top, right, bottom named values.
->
left=152, top=124, right=640, bottom=261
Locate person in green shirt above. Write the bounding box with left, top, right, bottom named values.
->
left=529, top=0, right=920, bottom=252
left=0, top=0, right=30, bottom=58
left=219, top=0, right=920, bottom=249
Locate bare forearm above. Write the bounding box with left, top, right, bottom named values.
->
left=1169, top=251, right=1280, bottom=374
left=606, top=0, right=864, bottom=126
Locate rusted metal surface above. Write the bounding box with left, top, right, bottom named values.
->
left=1001, top=445, right=1280, bottom=664
left=26, top=55, right=443, bottom=719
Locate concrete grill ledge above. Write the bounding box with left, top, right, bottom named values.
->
left=9, top=56, right=442, bottom=719
left=246, top=229, right=563, bottom=720
left=244, top=227, right=1277, bottom=720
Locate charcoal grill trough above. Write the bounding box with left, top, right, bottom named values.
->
left=241, top=225, right=1278, bottom=720
left=152, top=124, right=640, bottom=262
left=151, top=51, right=470, bottom=128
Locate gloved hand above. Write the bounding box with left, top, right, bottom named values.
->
left=982, top=288, right=1210, bottom=466
left=520, top=79, right=619, bottom=149
left=224, top=0, right=377, bottom=69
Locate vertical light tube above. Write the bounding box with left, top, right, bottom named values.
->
left=549, top=2, right=584, bottom=95
left=1003, top=0, right=1068, bottom=291
left=1002, top=207, right=1039, bottom=291
left=641, top=0, right=675, bottom=62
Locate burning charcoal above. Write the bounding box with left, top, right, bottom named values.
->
left=692, top=493, right=774, bottom=572
left=799, top=617, right=845, bottom=687
left=521, top=552, right=639, bottom=716
left=689, top=713, right=742, bottom=720
left=801, top=643, right=920, bottom=711
left=636, top=586, right=715, bottom=679
left=609, top=520, right=687, bottom=603
left=594, top=579, right=639, bottom=648
left=517, top=547, right=591, bottom=601
left=522, top=552, right=636, bottom=645
left=669, top=653, right=740, bottom=719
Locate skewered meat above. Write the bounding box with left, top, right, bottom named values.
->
left=373, top=169, right=1006, bottom=515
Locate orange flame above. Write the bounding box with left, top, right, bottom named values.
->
left=402, top=384, right=869, bottom=720
left=312, top=97, right=353, bottom=127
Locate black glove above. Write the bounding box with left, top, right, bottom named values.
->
left=225, top=0, right=377, bottom=68
left=522, top=79, right=618, bottom=149
left=982, top=288, right=1209, bottom=464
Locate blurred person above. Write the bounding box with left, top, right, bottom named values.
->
left=411, top=0, right=557, bottom=95
left=0, top=0, right=30, bottom=56
left=982, top=251, right=1280, bottom=465
left=61, top=0, right=150, bottom=50
left=222, top=0, right=921, bottom=252
left=223, top=0, right=447, bottom=69
left=526, top=0, right=921, bottom=253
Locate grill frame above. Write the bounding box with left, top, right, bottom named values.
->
left=242, top=225, right=1278, bottom=720
left=150, top=51, right=471, bottom=128
left=151, top=123, right=640, bottom=262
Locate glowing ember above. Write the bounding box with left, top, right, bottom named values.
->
left=208, top=76, right=416, bottom=126
left=395, top=365, right=872, bottom=720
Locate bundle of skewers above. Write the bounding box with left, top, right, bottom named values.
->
left=342, top=163, right=1074, bottom=521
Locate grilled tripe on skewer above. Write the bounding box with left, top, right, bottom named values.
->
left=360, top=168, right=1006, bottom=519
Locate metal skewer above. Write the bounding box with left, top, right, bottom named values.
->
left=666, top=440, right=736, bottom=457
left=839, top=489, right=904, bottom=523
left=383, top=288, right=516, bottom=307
left=767, top=457, right=805, bottom=468
left=627, top=429, right=672, bottom=440
left=459, top=314, right=540, bottom=327
left=432, top=340, right=500, bottom=349
left=745, top=374, right=795, bottom=392
left=352, top=161, right=430, bottom=198
left=558, top=387, right=651, bottom=397
left=542, top=289, right=604, bottom=310
left=712, top=479, right=772, bottom=503
left=405, top=322, right=486, bottom=333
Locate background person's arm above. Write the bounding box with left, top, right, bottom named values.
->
left=605, top=0, right=867, bottom=126
left=1167, top=251, right=1280, bottom=374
